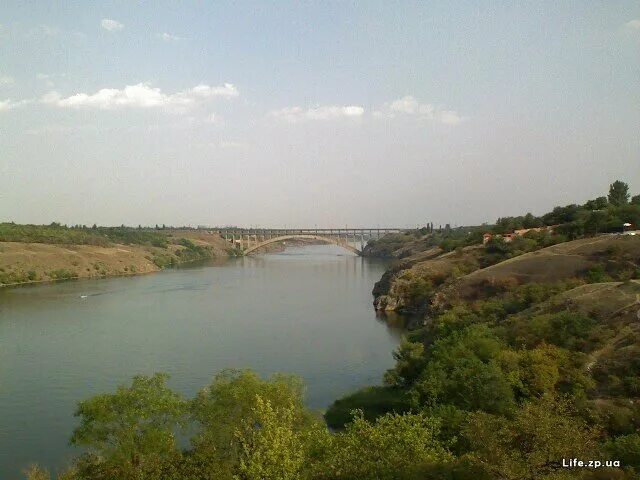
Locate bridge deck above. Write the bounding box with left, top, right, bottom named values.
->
left=213, top=228, right=405, bottom=255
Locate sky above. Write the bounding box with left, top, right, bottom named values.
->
left=1, top=1, right=639, bottom=228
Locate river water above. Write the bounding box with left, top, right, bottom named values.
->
left=0, top=244, right=402, bottom=478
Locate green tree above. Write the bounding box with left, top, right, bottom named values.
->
left=234, top=396, right=329, bottom=480
left=632, top=194, right=640, bottom=206
left=23, top=466, right=50, bottom=480
left=188, top=370, right=316, bottom=478
left=608, top=180, right=630, bottom=206
left=317, top=411, right=451, bottom=480
left=384, top=339, right=425, bottom=387
left=410, top=326, right=515, bottom=414
left=585, top=196, right=609, bottom=210
left=461, top=396, right=599, bottom=480
left=605, top=433, right=640, bottom=472
left=70, top=373, right=186, bottom=479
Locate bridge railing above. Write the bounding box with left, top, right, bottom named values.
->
left=213, top=228, right=405, bottom=255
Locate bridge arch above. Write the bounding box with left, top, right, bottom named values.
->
left=242, top=234, right=361, bottom=256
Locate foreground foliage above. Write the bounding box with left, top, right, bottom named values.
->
left=25, top=363, right=637, bottom=480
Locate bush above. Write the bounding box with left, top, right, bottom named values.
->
left=48, top=269, right=77, bottom=280
left=325, top=386, right=411, bottom=430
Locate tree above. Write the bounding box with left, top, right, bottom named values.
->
left=384, top=340, right=425, bottom=387
left=585, top=196, right=609, bottom=210
left=70, top=373, right=186, bottom=479
left=608, top=180, right=630, bottom=206
left=461, top=396, right=599, bottom=479
left=188, top=370, right=316, bottom=478
left=632, top=194, right=640, bottom=206
left=410, top=326, right=516, bottom=415
left=584, top=210, right=609, bottom=234
left=317, top=411, right=451, bottom=480
left=23, top=466, right=50, bottom=480
left=234, top=396, right=328, bottom=480
left=605, top=433, right=640, bottom=472
left=522, top=213, right=542, bottom=228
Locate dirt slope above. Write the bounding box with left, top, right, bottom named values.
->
left=0, top=231, right=231, bottom=287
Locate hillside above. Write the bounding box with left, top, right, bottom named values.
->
left=327, top=238, right=640, bottom=477
left=0, top=229, right=231, bottom=287
left=455, top=235, right=640, bottom=298
left=373, top=234, right=640, bottom=315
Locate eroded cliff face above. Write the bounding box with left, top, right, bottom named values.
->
left=371, top=248, right=478, bottom=314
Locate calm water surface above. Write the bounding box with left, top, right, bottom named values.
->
left=0, top=245, right=402, bottom=478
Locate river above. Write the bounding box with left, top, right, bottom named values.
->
left=0, top=244, right=402, bottom=478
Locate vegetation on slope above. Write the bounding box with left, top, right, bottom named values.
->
left=0, top=223, right=170, bottom=247
left=0, top=225, right=229, bottom=286
left=326, top=278, right=640, bottom=478
left=371, top=180, right=640, bottom=314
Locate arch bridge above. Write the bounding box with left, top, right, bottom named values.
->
left=213, top=228, right=404, bottom=256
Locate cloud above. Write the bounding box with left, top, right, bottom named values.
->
left=0, top=75, right=14, bottom=87
left=626, top=19, right=640, bottom=29
left=41, top=82, right=239, bottom=111
left=0, top=98, right=32, bottom=112
left=270, top=105, right=364, bottom=122
left=374, top=96, right=464, bottom=125
left=158, top=32, right=184, bottom=41
left=187, top=83, right=238, bottom=98
left=101, top=18, right=124, bottom=32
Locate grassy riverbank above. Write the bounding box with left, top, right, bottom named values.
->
left=0, top=224, right=232, bottom=287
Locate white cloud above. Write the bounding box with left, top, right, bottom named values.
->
left=270, top=105, right=364, bottom=122
left=375, top=96, right=464, bottom=125
left=438, top=110, right=464, bottom=125
left=187, top=83, right=238, bottom=98
left=36, top=73, right=55, bottom=88
left=626, top=19, right=640, bottom=29
left=41, top=82, right=239, bottom=111
left=101, top=18, right=124, bottom=32
left=0, top=75, right=14, bottom=87
left=158, top=32, right=184, bottom=41
left=0, top=98, right=32, bottom=112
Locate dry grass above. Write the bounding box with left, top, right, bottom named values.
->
left=0, top=231, right=231, bottom=287
left=456, top=235, right=640, bottom=297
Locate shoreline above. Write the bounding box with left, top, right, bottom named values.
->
left=0, top=235, right=232, bottom=289
left=0, top=237, right=333, bottom=290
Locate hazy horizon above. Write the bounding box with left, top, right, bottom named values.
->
left=1, top=1, right=639, bottom=228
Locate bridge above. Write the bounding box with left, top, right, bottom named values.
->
left=212, top=228, right=404, bottom=256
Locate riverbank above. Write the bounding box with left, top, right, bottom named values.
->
left=0, top=230, right=232, bottom=288
left=0, top=229, right=333, bottom=288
